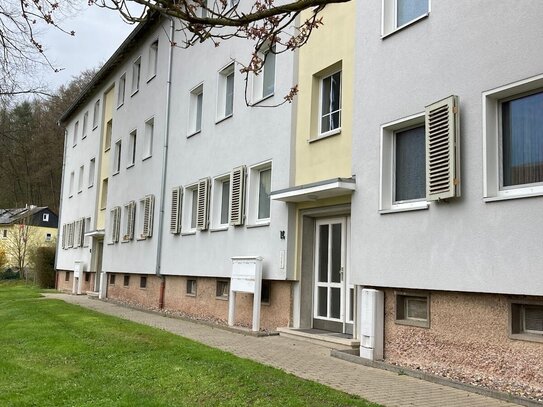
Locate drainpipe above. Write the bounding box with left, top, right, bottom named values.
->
left=156, top=16, right=175, bottom=310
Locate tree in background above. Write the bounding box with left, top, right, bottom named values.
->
left=3, top=222, right=38, bottom=281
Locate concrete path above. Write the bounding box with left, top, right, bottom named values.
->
left=44, top=293, right=520, bottom=407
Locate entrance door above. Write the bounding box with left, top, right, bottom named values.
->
left=313, top=217, right=353, bottom=334
left=93, top=240, right=104, bottom=292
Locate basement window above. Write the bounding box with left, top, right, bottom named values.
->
left=395, top=292, right=430, bottom=328
left=140, top=276, right=147, bottom=289
left=261, top=280, right=271, bottom=304
left=109, top=274, right=116, bottom=285
left=511, top=302, right=543, bottom=343
left=65, top=272, right=70, bottom=282
left=216, top=279, right=229, bottom=299
left=124, top=275, right=130, bottom=287
left=186, top=279, right=197, bottom=296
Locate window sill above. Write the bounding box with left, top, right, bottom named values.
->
left=246, top=221, right=270, bottom=229
left=104, top=147, right=111, bottom=153
left=126, top=163, right=135, bottom=170
left=186, top=293, right=196, bottom=297
left=73, top=144, right=77, bottom=148
left=215, top=113, right=233, bottom=125
left=308, top=128, right=341, bottom=143
left=251, top=92, right=274, bottom=106
left=395, top=318, right=430, bottom=329
left=117, top=102, right=124, bottom=110
left=379, top=201, right=429, bottom=214
left=112, top=171, right=119, bottom=176
left=136, top=237, right=147, bottom=241
left=88, top=184, right=94, bottom=189
left=69, top=194, right=73, bottom=199
left=82, top=135, right=87, bottom=140
left=147, top=74, right=156, bottom=84
left=131, top=89, right=139, bottom=97
left=142, top=154, right=152, bottom=162
left=484, top=187, right=543, bottom=202
left=210, top=226, right=228, bottom=233
left=510, top=333, right=543, bottom=344
left=93, top=125, right=98, bottom=131
left=181, top=231, right=196, bottom=236
left=382, top=13, right=429, bottom=39
left=187, top=130, right=201, bottom=138
left=121, top=239, right=131, bottom=244
left=78, top=190, right=82, bottom=194
left=215, top=296, right=229, bottom=301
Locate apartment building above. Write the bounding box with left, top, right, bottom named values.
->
left=56, top=14, right=296, bottom=329
left=353, top=0, right=543, bottom=396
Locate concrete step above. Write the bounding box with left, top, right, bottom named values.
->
left=277, top=327, right=360, bottom=349
left=86, top=291, right=99, bottom=299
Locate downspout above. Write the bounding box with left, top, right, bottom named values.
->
left=54, top=127, right=69, bottom=286
left=156, top=16, right=175, bottom=309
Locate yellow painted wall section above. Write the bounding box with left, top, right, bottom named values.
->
left=294, top=1, right=355, bottom=186
left=0, top=225, right=57, bottom=268
left=97, top=87, right=115, bottom=229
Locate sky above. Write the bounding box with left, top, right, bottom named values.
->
left=40, top=4, right=137, bottom=92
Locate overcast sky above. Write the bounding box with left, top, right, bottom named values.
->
left=40, top=5, right=136, bottom=92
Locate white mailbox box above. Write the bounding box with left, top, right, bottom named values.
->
left=72, top=261, right=84, bottom=295
left=359, top=288, right=384, bottom=361
left=228, top=256, right=263, bottom=332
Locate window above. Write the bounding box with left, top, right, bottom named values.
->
left=69, top=171, right=75, bottom=197
left=132, top=57, right=141, bottom=95
left=93, top=99, right=100, bottom=129
left=109, top=274, right=116, bottom=285
left=216, top=279, right=229, bottom=299
left=122, top=201, right=136, bottom=241
left=511, top=302, right=543, bottom=342
left=73, top=121, right=79, bottom=147
left=118, top=74, right=126, bottom=107
left=88, top=158, right=96, bottom=188
left=212, top=175, right=230, bottom=229
left=189, top=84, right=203, bottom=135
left=382, top=0, right=429, bottom=37
left=42, top=213, right=49, bottom=222
left=2, top=229, right=6, bottom=238
left=128, top=130, right=137, bottom=167
left=105, top=119, right=113, bottom=151
left=187, top=279, right=197, bottom=296
left=78, top=165, right=84, bottom=193
left=396, top=292, right=429, bottom=328
left=109, top=207, right=121, bottom=243
left=83, top=217, right=91, bottom=247
left=100, top=178, right=108, bottom=210
left=484, top=75, right=543, bottom=201
left=85, top=272, right=90, bottom=282
left=140, top=276, right=147, bottom=289
left=253, top=46, right=275, bottom=101
left=124, top=275, right=130, bottom=287
left=182, top=185, right=198, bottom=233
left=320, top=71, right=341, bottom=136
left=148, top=40, right=158, bottom=80
left=137, top=195, right=154, bottom=239
left=65, top=272, right=70, bottom=282
left=217, top=64, right=234, bottom=120
left=261, top=280, right=271, bottom=304
left=113, top=140, right=122, bottom=174
left=143, top=118, right=154, bottom=159
left=82, top=111, right=88, bottom=139
left=45, top=233, right=52, bottom=241
left=247, top=163, right=272, bottom=225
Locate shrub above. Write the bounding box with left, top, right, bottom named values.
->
left=0, top=268, right=20, bottom=280
left=33, top=247, right=56, bottom=289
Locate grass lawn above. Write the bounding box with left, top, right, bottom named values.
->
left=0, top=283, right=378, bottom=407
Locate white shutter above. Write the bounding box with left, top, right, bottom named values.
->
left=62, top=224, right=67, bottom=249
left=425, top=95, right=460, bottom=201
left=68, top=222, right=74, bottom=248
left=74, top=219, right=81, bottom=248
left=143, top=194, right=155, bottom=238
left=229, top=165, right=246, bottom=226
left=170, top=187, right=182, bottom=234
left=196, top=178, right=210, bottom=230
left=111, top=208, right=120, bottom=243
left=127, top=201, right=136, bottom=240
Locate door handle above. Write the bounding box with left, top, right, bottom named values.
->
left=340, top=266, right=344, bottom=281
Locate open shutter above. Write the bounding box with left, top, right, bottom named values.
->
left=74, top=219, right=81, bottom=247
left=170, top=187, right=182, bottom=234
left=62, top=224, right=67, bottom=249
left=425, top=95, right=460, bottom=201
left=127, top=201, right=136, bottom=240
left=229, top=165, right=246, bottom=226
left=68, top=222, right=74, bottom=248
left=143, top=195, right=155, bottom=238
left=111, top=207, right=120, bottom=243
left=196, top=178, right=210, bottom=230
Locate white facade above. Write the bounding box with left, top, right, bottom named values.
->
left=351, top=1, right=543, bottom=296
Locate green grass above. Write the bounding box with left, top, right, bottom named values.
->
left=0, top=283, right=378, bottom=407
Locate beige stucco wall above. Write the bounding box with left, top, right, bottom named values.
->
left=164, top=276, right=291, bottom=331
left=294, top=2, right=355, bottom=186
left=383, top=289, right=543, bottom=397
left=96, top=87, right=115, bottom=230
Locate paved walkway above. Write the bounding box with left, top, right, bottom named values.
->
left=44, top=293, right=520, bottom=407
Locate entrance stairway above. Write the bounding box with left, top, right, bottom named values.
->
left=277, top=327, right=360, bottom=349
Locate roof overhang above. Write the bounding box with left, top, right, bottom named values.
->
left=271, top=177, right=356, bottom=203
left=84, top=229, right=105, bottom=238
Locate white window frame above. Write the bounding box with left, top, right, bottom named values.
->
left=113, top=139, right=122, bottom=175
left=148, top=39, right=158, bottom=81
left=188, top=83, right=204, bottom=136
left=510, top=300, right=543, bottom=343
left=143, top=117, right=154, bottom=160
left=78, top=165, right=84, bottom=193
left=100, top=178, right=108, bottom=210
left=382, top=0, right=430, bottom=38
left=83, top=217, right=91, bottom=247
left=128, top=129, right=137, bottom=168
left=483, top=73, right=543, bottom=202
left=118, top=73, right=126, bottom=107
left=217, top=63, right=235, bottom=122
left=82, top=111, right=88, bottom=139
left=395, top=291, right=430, bottom=328
left=181, top=184, right=198, bottom=234
left=73, top=120, right=79, bottom=147
left=211, top=173, right=230, bottom=230
left=92, top=99, right=100, bottom=130
left=318, top=70, right=342, bottom=137
left=252, top=45, right=276, bottom=103
left=69, top=171, right=75, bottom=198
left=88, top=158, right=96, bottom=188
left=380, top=112, right=429, bottom=213
left=105, top=119, right=113, bottom=151
left=42, top=213, right=49, bottom=222
left=247, top=161, right=272, bottom=226
left=131, top=56, right=141, bottom=95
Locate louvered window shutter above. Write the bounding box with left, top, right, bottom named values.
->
left=69, top=222, right=74, bottom=247
left=111, top=208, right=119, bottom=243
left=74, top=219, right=81, bottom=247
left=143, top=195, right=155, bottom=237
left=197, top=178, right=210, bottom=230
left=128, top=201, right=135, bottom=240
left=62, top=224, right=67, bottom=249
left=425, top=95, right=461, bottom=201
left=80, top=218, right=85, bottom=247
left=229, top=165, right=246, bottom=226
left=170, top=187, right=182, bottom=234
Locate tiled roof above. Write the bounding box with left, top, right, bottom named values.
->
left=0, top=207, right=47, bottom=225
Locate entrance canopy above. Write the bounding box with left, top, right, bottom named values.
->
left=270, top=177, right=356, bottom=203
